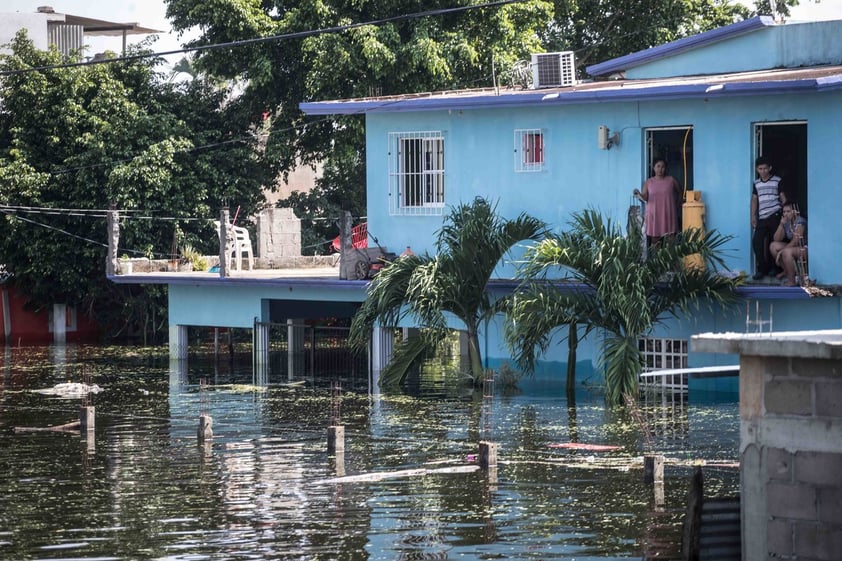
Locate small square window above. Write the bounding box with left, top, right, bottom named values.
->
left=514, top=129, right=544, bottom=172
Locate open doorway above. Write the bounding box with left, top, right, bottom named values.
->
left=754, top=122, right=808, bottom=217
left=645, top=126, right=694, bottom=192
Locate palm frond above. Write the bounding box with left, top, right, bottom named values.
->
left=378, top=335, right=435, bottom=389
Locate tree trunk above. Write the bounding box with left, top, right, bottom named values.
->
left=566, top=321, right=578, bottom=404
left=466, top=327, right=484, bottom=382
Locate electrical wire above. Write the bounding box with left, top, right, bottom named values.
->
left=0, top=0, right=530, bottom=77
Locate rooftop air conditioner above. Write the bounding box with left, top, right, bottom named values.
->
left=531, top=51, right=576, bottom=89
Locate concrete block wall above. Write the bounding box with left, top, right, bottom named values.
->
left=694, top=331, right=842, bottom=561
left=750, top=354, right=842, bottom=561
left=256, top=207, right=302, bottom=260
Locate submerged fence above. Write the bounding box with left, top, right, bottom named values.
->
left=255, top=321, right=369, bottom=390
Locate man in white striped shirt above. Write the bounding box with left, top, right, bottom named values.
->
left=750, top=156, right=786, bottom=280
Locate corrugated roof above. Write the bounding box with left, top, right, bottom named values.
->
left=300, top=65, right=842, bottom=115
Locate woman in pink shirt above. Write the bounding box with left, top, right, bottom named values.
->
left=634, top=158, right=681, bottom=246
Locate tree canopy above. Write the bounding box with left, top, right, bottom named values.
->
left=0, top=32, right=269, bottom=339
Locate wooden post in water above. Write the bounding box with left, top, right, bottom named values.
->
left=479, top=441, right=498, bottom=469
left=79, top=406, right=95, bottom=433
left=644, top=454, right=664, bottom=484
left=328, top=381, right=344, bottom=454
left=327, top=425, right=345, bottom=454
left=198, top=414, right=213, bottom=442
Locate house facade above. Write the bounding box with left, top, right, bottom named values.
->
left=299, top=16, right=842, bottom=392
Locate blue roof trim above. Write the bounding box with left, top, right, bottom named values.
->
left=111, top=275, right=813, bottom=300
left=586, top=16, right=775, bottom=77
left=300, top=77, right=832, bottom=115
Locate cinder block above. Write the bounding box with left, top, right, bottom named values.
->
left=795, top=451, right=842, bottom=487
left=767, top=518, right=793, bottom=556
left=795, top=521, right=842, bottom=561
left=760, top=356, right=792, bottom=379
left=791, top=358, right=842, bottom=379
left=765, top=379, right=812, bottom=416
left=767, top=482, right=817, bottom=521
left=767, top=447, right=793, bottom=481
left=818, top=488, right=842, bottom=525
left=815, top=381, right=842, bottom=418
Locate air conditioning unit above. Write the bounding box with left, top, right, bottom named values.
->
left=531, top=51, right=576, bottom=89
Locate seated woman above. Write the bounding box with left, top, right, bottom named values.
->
left=769, top=201, right=807, bottom=286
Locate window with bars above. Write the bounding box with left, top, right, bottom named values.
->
left=638, top=337, right=688, bottom=390
left=514, top=129, right=544, bottom=172
left=388, top=131, right=445, bottom=215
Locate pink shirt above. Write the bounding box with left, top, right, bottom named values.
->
left=644, top=177, right=678, bottom=237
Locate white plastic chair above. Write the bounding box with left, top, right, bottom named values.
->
left=214, top=221, right=254, bottom=271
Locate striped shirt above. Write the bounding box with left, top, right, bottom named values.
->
left=753, top=175, right=783, bottom=219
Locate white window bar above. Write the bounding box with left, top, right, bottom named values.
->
left=514, top=129, right=544, bottom=172
left=638, top=337, right=689, bottom=392
left=388, top=131, right=445, bottom=216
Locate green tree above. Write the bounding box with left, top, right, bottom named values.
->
left=0, top=33, right=269, bottom=340
left=350, top=198, right=547, bottom=387
left=164, top=0, right=554, bottom=251
left=506, top=208, right=740, bottom=404
left=545, top=0, right=750, bottom=70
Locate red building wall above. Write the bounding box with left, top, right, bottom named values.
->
left=0, top=285, right=100, bottom=344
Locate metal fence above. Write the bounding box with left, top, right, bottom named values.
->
left=257, top=321, right=369, bottom=390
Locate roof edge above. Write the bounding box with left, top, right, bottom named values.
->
left=586, top=15, right=775, bottom=77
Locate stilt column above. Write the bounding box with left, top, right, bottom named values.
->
left=253, top=319, right=269, bottom=385
left=169, top=324, right=189, bottom=361
left=52, top=303, right=67, bottom=344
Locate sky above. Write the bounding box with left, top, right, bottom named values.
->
left=2, top=0, right=842, bottom=68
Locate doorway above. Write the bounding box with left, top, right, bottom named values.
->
left=754, top=122, right=808, bottom=217
left=645, top=126, right=694, bottom=192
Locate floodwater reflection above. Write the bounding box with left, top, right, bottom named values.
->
left=0, top=345, right=739, bottom=560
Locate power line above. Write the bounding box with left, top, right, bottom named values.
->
left=0, top=0, right=530, bottom=77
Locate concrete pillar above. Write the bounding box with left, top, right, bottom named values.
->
left=218, top=208, right=230, bottom=278
left=198, top=414, right=213, bottom=442
left=79, top=406, right=95, bottom=432
left=51, top=303, right=67, bottom=344
left=106, top=207, right=118, bottom=276
left=253, top=319, right=269, bottom=386
left=370, top=326, right=394, bottom=393
left=169, top=324, right=189, bottom=361
left=479, top=441, right=498, bottom=468
left=643, top=454, right=664, bottom=484
left=287, top=319, right=305, bottom=380
left=328, top=425, right=345, bottom=454
left=339, top=210, right=354, bottom=280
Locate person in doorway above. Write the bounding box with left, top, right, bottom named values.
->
left=633, top=157, right=681, bottom=247
left=750, top=156, right=786, bottom=280
left=769, top=201, right=807, bottom=287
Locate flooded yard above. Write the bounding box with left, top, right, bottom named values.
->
left=0, top=345, right=739, bottom=560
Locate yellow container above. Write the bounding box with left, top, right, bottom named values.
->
left=682, top=190, right=705, bottom=271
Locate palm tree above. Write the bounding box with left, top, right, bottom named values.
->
left=349, top=198, right=547, bottom=388
left=506, top=208, right=741, bottom=404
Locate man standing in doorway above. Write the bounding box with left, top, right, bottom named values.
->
left=751, top=156, right=786, bottom=280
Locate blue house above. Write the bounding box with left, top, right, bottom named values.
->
left=298, top=16, right=842, bottom=393
left=121, top=16, right=842, bottom=396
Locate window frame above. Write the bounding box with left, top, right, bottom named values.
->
left=388, top=131, right=445, bottom=216
left=514, top=128, right=544, bottom=172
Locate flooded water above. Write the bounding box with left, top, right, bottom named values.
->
left=0, top=345, right=739, bottom=560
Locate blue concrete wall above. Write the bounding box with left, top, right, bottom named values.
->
left=365, top=90, right=842, bottom=283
